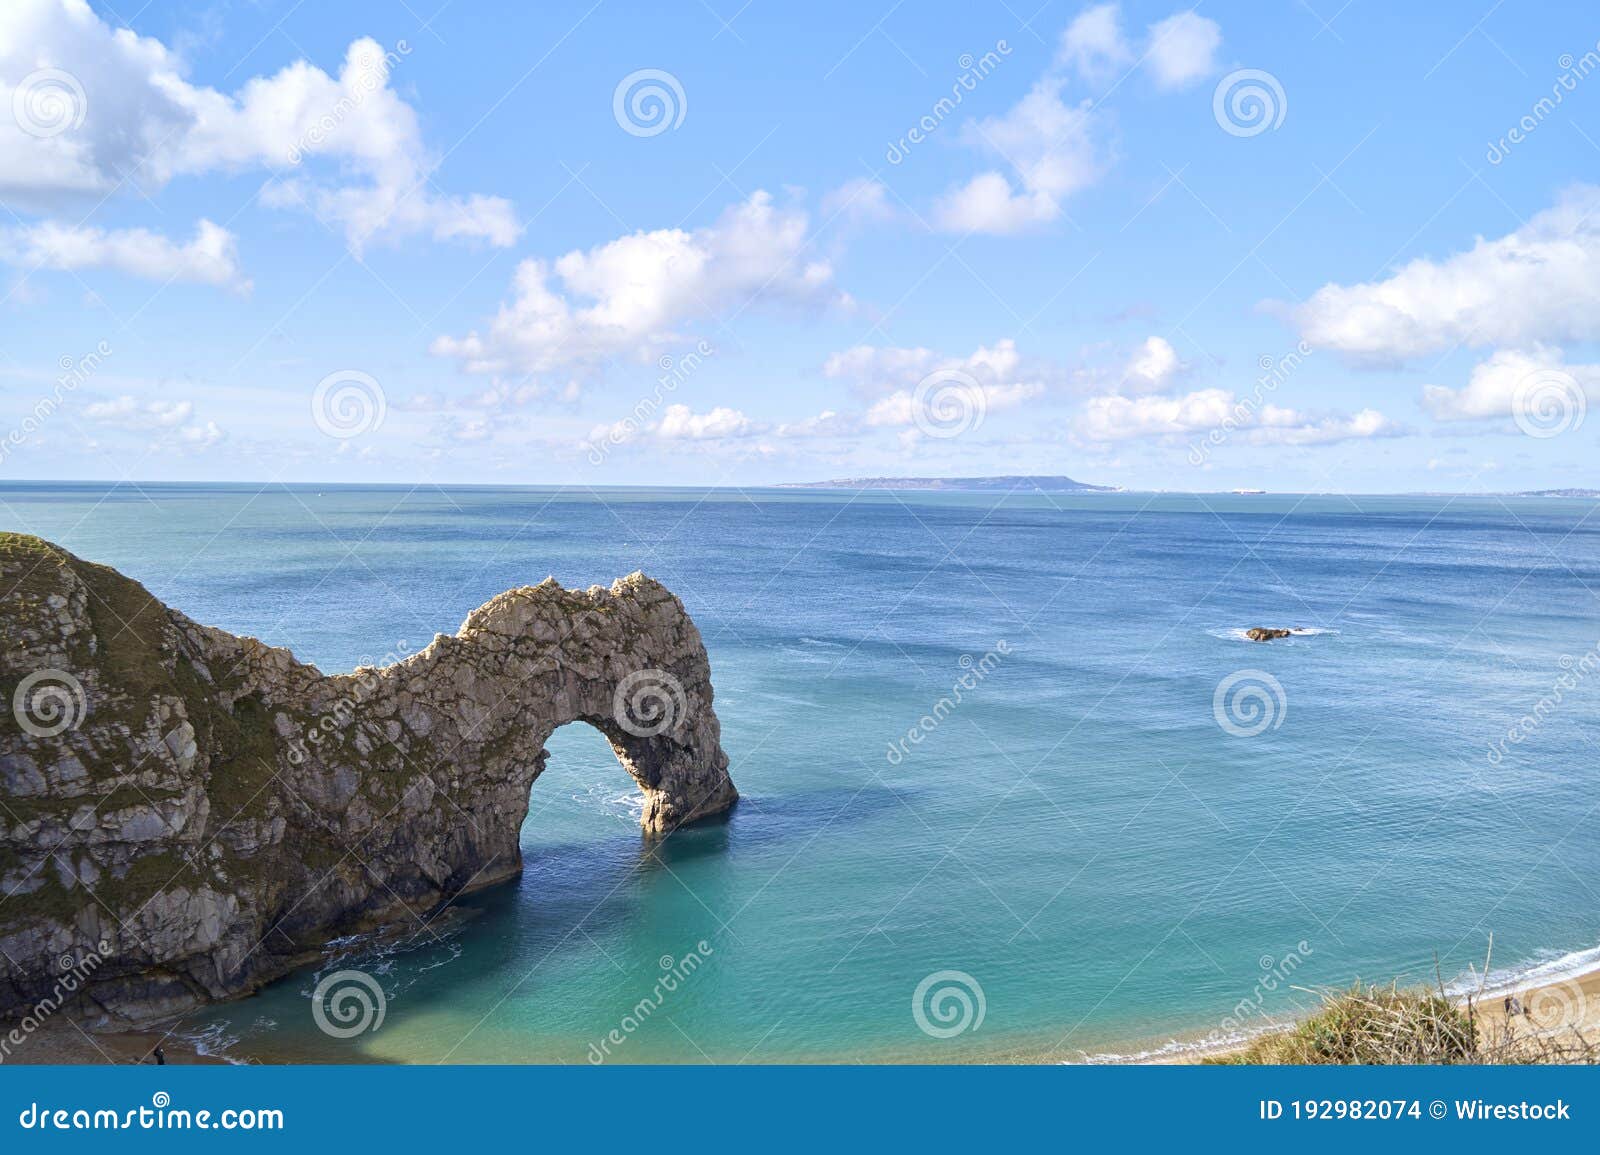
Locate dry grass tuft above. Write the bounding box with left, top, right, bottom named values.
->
left=1215, top=946, right=1599, bottom=1065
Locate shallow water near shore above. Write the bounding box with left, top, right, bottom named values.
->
left=5, top=483, right=1598, bottom=1063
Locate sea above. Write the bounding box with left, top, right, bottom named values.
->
left=4, top=483, right=1598, bottom=1063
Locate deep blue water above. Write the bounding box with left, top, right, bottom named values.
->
left=3, top=483, right=1598, bottom=1062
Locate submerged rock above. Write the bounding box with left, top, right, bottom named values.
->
left=0, top=534, right=736, bottom=1024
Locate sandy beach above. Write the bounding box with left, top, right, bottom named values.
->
left=1155, top=960, right=1600, bottom=1065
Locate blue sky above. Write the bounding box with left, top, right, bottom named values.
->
left=2, top=0, right=1598, bottom=491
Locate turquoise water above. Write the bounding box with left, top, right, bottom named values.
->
left=4, top=483, right=1599, bottom=1063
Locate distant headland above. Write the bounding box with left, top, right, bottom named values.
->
left=777, top=475, right=1121, bottom=493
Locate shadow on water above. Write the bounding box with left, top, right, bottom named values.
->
left=188, top=781, right=915, bottom=1060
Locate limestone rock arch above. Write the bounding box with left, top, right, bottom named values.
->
left=0, top=535, right=736, bottom=1022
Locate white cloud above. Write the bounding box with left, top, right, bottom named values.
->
left=1144, top=12, right=1222, bottom=90
left=1076, top=386, right=1400, bottom=446
left=177, top=419, right=225, bottom=448
left=1, top=218, right=248, bottom=289
left=935, top=6, right=1222, bottom=234
left=0, top=2, right=518, bottom=251
left=1248, top=405, right=1397, bottom=446
left=934, top=84, right=1102, bottom=234
left=83, top=396, right=193, bottom=427
left=1077, top=387, right=1235, bottom=440
left=1421, top=347, right=1600, bottom=422
left=1293, top=186, right=1600, bottom=362
left=434, top=192, right=835, bottom=375
left=865, top=381, right=1041, bottom=426
left=655, top=404, right=757, bottom=440
left=825, top=338, right=1045, bottom=427
left=774, top=409, right=854, bottom=438
left=1057, top=3, right=1132, bottom=84
left=821, top=177, right=894, bottom=224
left=1120, top=335, right=1184, bottom=393
left=82, top=394, right=226, bottom=447
left=824, top=338, right=1028, bottom=394
left=1057, top=4, right=1220, bottom=90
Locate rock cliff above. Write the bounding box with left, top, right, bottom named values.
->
left=0, top=534, right=736, bottom=1025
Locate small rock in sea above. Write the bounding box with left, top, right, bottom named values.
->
left=1245, top=627, right=1293, bottom=642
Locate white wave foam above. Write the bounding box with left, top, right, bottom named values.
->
left=1447, top=942, right=1600, bottom=999
left=572, top=781, right=645, bottom=822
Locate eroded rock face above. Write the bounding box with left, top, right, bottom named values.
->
left=0, top=534, right=736, bottom=1024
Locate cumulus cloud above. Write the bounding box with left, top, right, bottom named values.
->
left=656, top=404, right=757, bottom=440
left=1076, top=386, right=1401, bottom=446
left=1077, top=387, right=1235, bottom=440
left=0, top=218, right=248, bottom=289
left=82, top=394, right=225, bottom=447
left=824, top=338, right=1032, bottom=395
left=773, top=409, right=854, bottom=438
left=1421, top=347, right=1600, bottom=422
left=821, top=177, right=895, bottom=224
left=933, top=85, right=1103, bottom=234
left=1120, top=335, right=1184, bottom=393
left=1057, top=3, right=1133, bottom=84
left=1143, top=12, right=1222, bottom=90
left=1293, top=186, right=1600, bottom=362
left=935, top=5, right=1222, bottom=234
left=1248, top=405, right=1398, bottom=446
left=0, top=1, right=518, bottom=252
left=825, top=339, right=1045, bottom=429
left=1056, top=4, right=1220, bottom=90
left=864, top=381, right=1041, bottom=427
left=587, top=403, right=765, bottom=450
left=433, top=191, right=835, bottom=376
